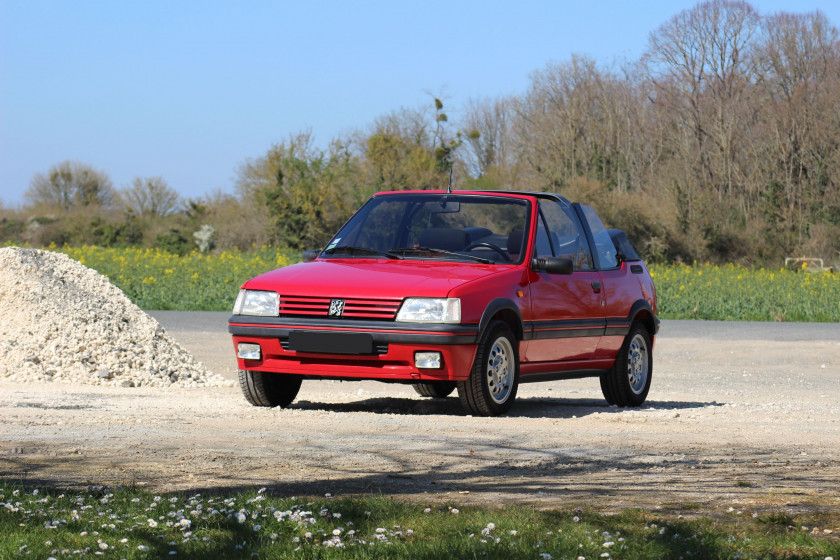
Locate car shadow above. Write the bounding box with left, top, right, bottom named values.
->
left=289, top=396, right=722, bottom=418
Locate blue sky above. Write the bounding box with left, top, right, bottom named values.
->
left=2, top=0, right=838, bottom=207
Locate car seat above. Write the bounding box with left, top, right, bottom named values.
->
left=418, top=228, right=468, bottom=252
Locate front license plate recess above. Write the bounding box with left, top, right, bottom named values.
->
left=288, top=331, right=374, bottom=355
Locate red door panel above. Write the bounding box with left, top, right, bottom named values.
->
left=524, top=269, right=605, bottom=362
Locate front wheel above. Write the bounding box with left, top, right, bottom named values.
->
left=458, top=321, right=519, bottom=416
left=600, top=323, right=652, bottom=407
left=239, top=370, right=302, bottom=407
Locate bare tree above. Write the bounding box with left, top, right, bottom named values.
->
left=514, top=54, right=648, bottom=193
left=516, top=54, right=597, bottom=188
left=759, top=11, right=839, bottom=101
left=120, top=177, right=181, bottom=217
left=25, top=161, right=116, bottom=210
left=461, top=96, right=515, bottom=179
left=643, top=0, right=761, bottom=232
left=754, top=10, right=840, bottom=250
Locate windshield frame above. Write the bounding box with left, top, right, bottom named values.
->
left=319, top=192, right=533, bottom=266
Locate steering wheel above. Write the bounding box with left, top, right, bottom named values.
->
left=465, top=241, right=512, bottom=262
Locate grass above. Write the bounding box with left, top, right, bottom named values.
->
left=5, top=244, right=840, bottom=321
left=649, top=262, right=840, bottom=322
left=2, top=484, right=838, bottom=560
left=51, top=245, right=296, bottom=311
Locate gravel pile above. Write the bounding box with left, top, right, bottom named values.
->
left=0, top=247, right=230, bottom=388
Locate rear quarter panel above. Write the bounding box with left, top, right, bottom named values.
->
left=595, top=262, right=649, bottom=359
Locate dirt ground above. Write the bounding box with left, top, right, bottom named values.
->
left=2, top=315, right=838, bottom=515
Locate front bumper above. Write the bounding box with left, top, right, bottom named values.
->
left=229, top=316, right=480, bottom=382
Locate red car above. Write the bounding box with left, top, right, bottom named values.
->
left=229, top=190, right=658, bottom=416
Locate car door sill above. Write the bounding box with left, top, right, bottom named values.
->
left=519, top=369, right=609, bottom=383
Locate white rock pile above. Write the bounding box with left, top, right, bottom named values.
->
left=0, top=247, right=229, bottom=388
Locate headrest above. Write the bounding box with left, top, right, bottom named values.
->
left=507, top=229, right=524, bottom=254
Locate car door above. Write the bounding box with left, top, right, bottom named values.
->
left=524, top=199, right=605, bottom=363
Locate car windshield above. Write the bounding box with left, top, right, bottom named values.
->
left=321, top=194, right=531, bottom=264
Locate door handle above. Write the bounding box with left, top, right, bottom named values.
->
left=591, top=281, right=602, bottom=293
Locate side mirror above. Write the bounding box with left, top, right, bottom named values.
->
left=532, top=256, right=573, bottom=275
left=302, top=249, right=320, bottom=263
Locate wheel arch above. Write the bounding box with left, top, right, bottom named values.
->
left=476, top=298, right=525, bottom=343
left=628, top=299, right=659, bottom=339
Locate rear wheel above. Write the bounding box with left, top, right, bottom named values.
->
left=412, top=381, right=457, bottom=398
left=239, top=370, right=302, bottom=407
left=600, top=323, right=651, bottom=407
left=458, top=321, right=519, bottom=416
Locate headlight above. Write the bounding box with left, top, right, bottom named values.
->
left=396, top=298, right=460, bottom=323
left=232, top=290, right=279, bottom=316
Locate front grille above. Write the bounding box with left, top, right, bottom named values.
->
left=280, top=339, right=389, bottom=355
left=278, top=296, right=402, bottom=320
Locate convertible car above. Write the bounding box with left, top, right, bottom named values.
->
left=229, top=190, right=658, bottom=416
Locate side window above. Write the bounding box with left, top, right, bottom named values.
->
left=579, top=205, right=618, bottom=269
left=534, top=212, right=553, bottom=258
left=539, top=201, right=593, bottom=270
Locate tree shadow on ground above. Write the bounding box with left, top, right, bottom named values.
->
left=5, top=447, right=837, bottom=516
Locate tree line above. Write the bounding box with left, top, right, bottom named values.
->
left=2, top=0, right=838, bottom=265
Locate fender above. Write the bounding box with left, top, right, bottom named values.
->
left=476, top=297, right=525, bottom=343
left=605, top=300, right=659, bottom=337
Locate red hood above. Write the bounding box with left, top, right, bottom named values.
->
left=243, top=259, right=509, bottom=299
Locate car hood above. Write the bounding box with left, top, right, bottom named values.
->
left=242, top=259, right=510, bottom=299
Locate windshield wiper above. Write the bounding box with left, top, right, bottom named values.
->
left=391, top=247, right=492, bottom=264
left=322, top=246, right=403, bottom=259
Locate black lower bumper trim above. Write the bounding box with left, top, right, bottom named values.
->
left=229, top=324, right=478, bottom=345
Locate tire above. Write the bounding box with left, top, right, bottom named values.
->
left=600, top=323, right=652, bottom=407
left=412, top=381, right=457, bottom=398
left=458, top=321, right=519, bottom=416
left=239, top=370, right=302, bottom=407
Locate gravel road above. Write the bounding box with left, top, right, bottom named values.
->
left=2, top=314, right=838, bottom=514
